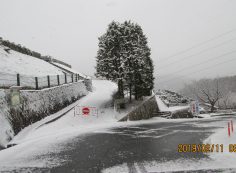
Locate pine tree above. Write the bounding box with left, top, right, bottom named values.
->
left=95, top=21, right=154, bottom=101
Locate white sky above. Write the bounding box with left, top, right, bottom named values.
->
left=0, top=0, right=236, bottom=80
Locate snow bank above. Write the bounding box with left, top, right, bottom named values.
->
left=204, top=122, right=236, bottom=166
left=0, top=90, right=14, bottom=148
left=102, top=158, right=236, bottom=173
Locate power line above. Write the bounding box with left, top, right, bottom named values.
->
left=157, top=56, right=236, bottom=85
left=158, top=28, right=236, bottom=63
left=158, top=50, right=236, bottom=79
left=157, top=37, right=236, bottom=69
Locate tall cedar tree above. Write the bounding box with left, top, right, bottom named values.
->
left=95, top=21, right=154, bottom=100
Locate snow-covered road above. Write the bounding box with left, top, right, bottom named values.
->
left=0, top=80, right=122, bottom=169
left=0, top=79, right=171, bottom=171
left=1, top=114, right=235, bottom=172
left=1, top=80, right=236, bottom=172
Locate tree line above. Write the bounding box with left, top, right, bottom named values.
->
left=180, top=76, right=236, bottom=111
left=0, top=37, right=71, bottom=68
left=0, top=37, right=41, bottom=58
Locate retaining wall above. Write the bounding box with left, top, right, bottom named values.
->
left=119, top=96, right=159, bottom=121
left=9, top=81, right=88, bottom=134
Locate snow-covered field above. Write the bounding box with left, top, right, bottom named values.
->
left=0, top=45, right=65, bottom=88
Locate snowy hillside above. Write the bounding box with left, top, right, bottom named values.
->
left=0, top=45, right=64, bottom=76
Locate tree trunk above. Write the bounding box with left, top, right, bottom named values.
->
left=129, top=83, right=132, bottom=103
left=118, top=79, right=124, bottom=98
left=134, top=85, right=138, bottom=100
left=210, top=103, right=215, bottom=113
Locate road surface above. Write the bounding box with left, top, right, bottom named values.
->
left=1, top=116, right=236, bottom=173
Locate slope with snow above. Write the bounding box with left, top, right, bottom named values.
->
left=0, top=45, right=64, bottom=76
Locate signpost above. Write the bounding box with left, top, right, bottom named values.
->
left=82, top=107, right=90, bottom=116
left=190, top=101, right=200, bottom=117
left=74, top=105, right=98, bottom=117
left=10, top=86, right=21, bottom=107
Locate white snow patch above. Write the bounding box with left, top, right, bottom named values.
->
left=102, top=158, right=236, bottom=173
left=204, top=121, right=236, bottom=166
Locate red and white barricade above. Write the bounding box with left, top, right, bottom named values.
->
left=74, top=105, right=98, bottom=117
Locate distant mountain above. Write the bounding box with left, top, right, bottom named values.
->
left=154, top=75, right=192, bottom=92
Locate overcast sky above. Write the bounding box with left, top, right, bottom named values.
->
left=0, top=0, right=236, bottom=81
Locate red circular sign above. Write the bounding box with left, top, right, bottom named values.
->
left=82, top=107, right=90, bottom=116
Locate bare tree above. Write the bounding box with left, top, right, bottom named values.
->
left=194, top=79, right=223, bottom=112
left=221, top=92, right=231, bottom=109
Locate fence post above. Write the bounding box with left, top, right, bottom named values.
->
left=57, top=75, right=60, bottom=85
left=35, top=77, right=39, bottom=90
left=72, top=74, right=74, bottom=83
left=17, top=74, right=20, bottom=86
left=47, top=75, right=50, bottom=88
left=65, top=74, right=67, bottom=84
left=75, top=74, right=78, bottom=82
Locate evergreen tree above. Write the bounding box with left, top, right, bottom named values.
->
left=95, top=21, right=154, bottom=101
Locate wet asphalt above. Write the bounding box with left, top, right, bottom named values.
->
left=2, top=116, right=236, bottom=173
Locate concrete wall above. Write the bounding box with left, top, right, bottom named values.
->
left=119, top=96, right=159, bottom=121
left=8, top=81, right=89, bottom=134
